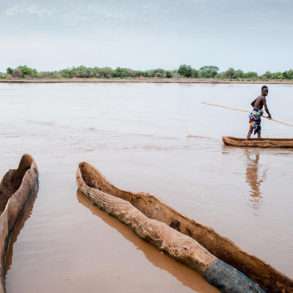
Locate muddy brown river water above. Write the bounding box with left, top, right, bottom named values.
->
left=0, top=83, right=292, bottom=292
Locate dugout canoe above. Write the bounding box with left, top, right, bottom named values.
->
left=77, top=162, right=293, bottom=292
left=0, top=155, right=39, bottom=293
left=223, top=136, right=293, bottom=148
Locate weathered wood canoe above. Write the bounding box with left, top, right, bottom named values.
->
left=77, top=162, right=293, bottom=292
left=0, top=155, right=39, bottom=293
left=223, top=136, right=293, bottom=148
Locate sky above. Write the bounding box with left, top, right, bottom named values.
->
left=0, top=0, right=292, bottom=72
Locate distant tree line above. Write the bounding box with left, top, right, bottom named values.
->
left=1, top=65, right=293, bottom=80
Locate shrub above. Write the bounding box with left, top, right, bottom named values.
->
left=198, top=66, right=219, bottom=78
left=178, top=65, right=193, bottom=77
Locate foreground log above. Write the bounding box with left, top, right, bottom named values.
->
left=0, top=155, right=39, bottom=293
left=76, top=162, right=271, bottom=293
left=77, top=162, right=293, bottom=292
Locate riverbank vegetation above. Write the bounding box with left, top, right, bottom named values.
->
left=1, top=65, right=293, bottom=81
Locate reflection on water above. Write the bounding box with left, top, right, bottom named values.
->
left=77, top=192, right=219, bottom=293
left=5, top=191, right=37, bottom=272
left=245, top=150, right=267, bottom=207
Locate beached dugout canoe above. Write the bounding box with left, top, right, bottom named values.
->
left=77, top=162, right=293, bottom=292
left=223, top=136, right=293, bottom=148
left=0, top=155, right=39, bottom=293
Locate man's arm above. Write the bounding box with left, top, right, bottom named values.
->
left=251, top=99, right=256, bottom=107
left=263, top=98, right=272, bottom=119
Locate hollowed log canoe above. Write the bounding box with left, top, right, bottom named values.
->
left=76, top=162, right=293, bottom=292
left=0, top=155, right=39, bottom=293
left=223, top=136, right=293, bottom=148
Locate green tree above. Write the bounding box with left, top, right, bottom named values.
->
left=178, top=65, right=193, bottom=77
left=221, top=68, right=235, bottom=79
left=234, top=70, right=244, bottom=79
left=262, top=71, right=273, bottom=80
left=166, top=71, right=173, bottom=78
left=15, top=65, right=38, bottom=78
left=95, top=67, right=113, bottom=78
left=113, top=67, right=132, bottom=78
left=74, top=66, right=92, bottom=78
left=283, top=70, right=293, bottom=80
left=243, top=71, right=258, bottom=79
left=153, top=68, right=166, bottom=78
left=6, top=67, right=14, bottom=75
left=191, top=69, right=199, bottom=78
left=271, top=72, right=283, bottom=80
left=5, top=64, right=293, bottom=81
left=198, top=66, right=219, bottom=78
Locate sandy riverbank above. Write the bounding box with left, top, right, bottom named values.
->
left=1, top=78, right=293, bottom=85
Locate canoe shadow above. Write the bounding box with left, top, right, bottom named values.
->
left=76, top=191, right=218, bottom=293
left=4, top=190, right=38, bottom=273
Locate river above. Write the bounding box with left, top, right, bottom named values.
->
left=1, top=83, right=292, bottom=292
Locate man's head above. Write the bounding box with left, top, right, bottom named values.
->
left=261, top=85, right=269, bottom=96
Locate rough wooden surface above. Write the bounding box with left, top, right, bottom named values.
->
left=77, top=162, right=293, bottom=293
left=223, top=136, right=293, bottom=148
left=77, top=163, right=268, bottom=293
left=77, top=168, right=216, bottom=273
left=0, top=155, right=39, bottom=293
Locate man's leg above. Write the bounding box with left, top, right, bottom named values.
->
left=247, top=122, right=253, bottom=139
left=255, top=119, right=262, bottom=139
left=257, top=126, right=262, bottom=139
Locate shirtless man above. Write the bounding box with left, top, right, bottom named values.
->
left=247, top=85, right=272, bottom=139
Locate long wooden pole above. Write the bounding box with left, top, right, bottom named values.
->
left=202, top=102, right=293, bottom=127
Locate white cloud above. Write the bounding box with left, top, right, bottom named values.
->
left=4, top=3, right=53, bottom=17
left=4, top=5, right=21, bottom=16
left=26, top=4, right=53, bottom=17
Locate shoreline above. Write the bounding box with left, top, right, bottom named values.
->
left=1, top=78, right=293, bottom=85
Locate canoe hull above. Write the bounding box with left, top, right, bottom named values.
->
left=77, top=162, right=293, bottom=292
left=77, top=163, right=266, bottom=293
left=0, top=155, right=39, bottom=293
left=223, top=136, right=293, bottom=148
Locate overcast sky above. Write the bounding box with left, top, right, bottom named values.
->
left=0, top=0, right=292, bottom=72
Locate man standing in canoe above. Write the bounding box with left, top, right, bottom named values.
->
left=247, top=85, right=272, bottom=139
